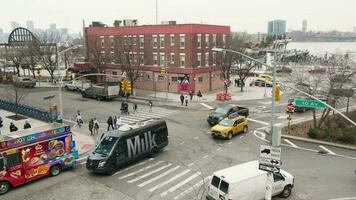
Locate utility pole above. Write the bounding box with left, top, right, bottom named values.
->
left=155, top=0, right=158, bottom=24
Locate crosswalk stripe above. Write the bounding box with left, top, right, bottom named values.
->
left=114, top=158, right=153, bottom=176
left=173, top=175, right=211, bottom=200
left=319, top=145, right=336, bottom=155
left=148, top=169, right=191, bottom=192
left=283, top=139, right=298, bottom=148
left=135, top=111, right=171, bottom=117
left=76, top=156, right=88, bottom=162
left=127, top=163, right=172, bottom=183
left=118, top=161, right=163, bottom=180
left=138, top=166, right=181, bottom=187
left=160, top=172, right=202, bottom=197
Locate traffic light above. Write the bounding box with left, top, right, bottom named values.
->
left=121, top=80, right=127, bottom=91
left=160, top=67, right=166, bottom=75
left=120, top=80, right=131, bottom=92
left=274, top=86, right=281, bottom=102
left=126, top=81, right=131, bottom=92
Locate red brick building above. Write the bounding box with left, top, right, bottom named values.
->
left=84, top=23, right=231, bottom=93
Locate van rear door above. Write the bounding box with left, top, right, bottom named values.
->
left=208, top=175, right=230, bottom=200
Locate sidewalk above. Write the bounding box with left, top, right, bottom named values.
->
left=0, top=109, right=95, bottom=156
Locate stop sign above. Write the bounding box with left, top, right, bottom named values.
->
left=287, top=103, right=295, bottom=112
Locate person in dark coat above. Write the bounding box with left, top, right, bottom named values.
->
left=0, top=116, right=3, bottom=128
left=24, top=121, right=31, bottom=129
left=185, top=96, right=189, bottom=106
left=180, top=94, right=184, bottom=106
left=197, top=90, right=202, bottom=98
left=107, top=116, right=114, bottom=131
left=88, top=119, right=94, bottom=135
left=10, top=122, right=18, bottom=132
left=189, top=90, right=194, bottom=101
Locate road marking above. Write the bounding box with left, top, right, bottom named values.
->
left=200, top=103, right=214, bottom=110
left=160, top=172, right=202, bottom=197
left=240, top=136, right=244, bottom=139
left=187, top=163, right=194, bottom=167
left=127, top=163, right=172, bottom=183
left=260, top=101, right=272, bottom=105
left=328, top=197, right=356, bottom=200
left=148, top=169, right=191, bottom=192
left=114, top=159, right=153, bottom=176
left=79, top=161, right=86, bottom=165
left=118, top=161, right=163, bottom=180
left=319, top=145, right=336, bottom=155
left=193, top=136, right=199, bottom=140
left=283, top=139, right=298, bottom=148
left=173, top=175, right=211, bottom=200
left=203, top=155, right=208, bottom=159
left=228, top=141, right=233, bottom=145
left=216, top=148, right=221, bottom=151
left=138, top=166, right=181, bottom=187
left=179, top=142, right=184, bottom=145
left=248, top=118, right=269, bottom=125
left=76, top=156, right=88, bottom=162
left=163, top=148, right=170, bottom=151
left=278, top=115, right=288, bottom=119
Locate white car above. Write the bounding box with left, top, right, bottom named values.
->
left=64, top=80, right=91, bottom=92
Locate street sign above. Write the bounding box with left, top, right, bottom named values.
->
left=286, top=103, right=295, bottom=114
left=259, top=157, right=281, bottom=167
left=259, top=163, right=280, bottom=173
left=259, top=145, right=281, bottom=161
left=294, top=99, right=326, bottom=109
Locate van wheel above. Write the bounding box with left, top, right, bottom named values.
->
left=280, top=185, right=292, bottom=198
left=106, top=164, right=115, bottom=176
left=243, top=126, right=248, bottom=133
left=50, top=165, right=62, bottom=177
left=227, top=132, right=233, bottom=140
left=0, top=182, right=10, bottom=195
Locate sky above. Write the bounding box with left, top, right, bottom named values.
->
left=0, top=0, right=355, bottom=34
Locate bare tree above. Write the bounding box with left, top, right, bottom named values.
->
left=87, top=37, right=110, bottom=83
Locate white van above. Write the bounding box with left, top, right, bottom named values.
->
left=206, top=160, right=294, bottom=200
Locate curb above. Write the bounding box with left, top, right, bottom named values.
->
left=282, top=134, right=356, bottom=151
left=72, top=131, right=96, bottom=156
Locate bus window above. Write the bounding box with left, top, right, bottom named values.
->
left=5, top=152, right=21, bottom=168
left=116, top=140, right=126, bottom=161
left=94, top=136, right=118, bottom=156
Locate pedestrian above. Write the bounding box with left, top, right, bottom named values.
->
left=94, top=118, right=99, bottom=135
left=148, top=100, right=153, bottom=112
left=113, top=116, right=118, bottom=129
left=89, top=119, right=94, bottom=135
left=121, top=101, right=125, bottom=114
left=100, top=132, right=105, bottom=140
left=74, top=111, right=83, bottom=128
left=197, top=90, right=202, bottom=99
left=237, top=79, right=240, bottom=87
left=180, top=94, right=184, bottom=106
left=0, top=116, right=3, bottom=128
left=107, top=116, right=114, bottom=131
left=189, top=90, right=194, bottom=101
left=10, top=122, right=18, bottom=132
left=234, top=78, right=238, bottom=87
left=133, top=103, right=138, bottom=114
left=124, top=102, right=129, bottom=114
left=185, top=96, right=189, bottom=106
left=23, top=121, right=31, bottom=129
left=116, top=116, right=122, bottom=129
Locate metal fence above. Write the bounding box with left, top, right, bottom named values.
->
left=0, top=99, right=51, bottom=122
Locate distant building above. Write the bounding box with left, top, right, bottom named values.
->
left=11, top=21, right=20, bottom=30
left=353, top=26, right=356, bottom=33
left=267, top=19, right=286, bottom=36
left=26, top=20, right=34, bottom=32
left=60, top=28, right=68, bottom=35
left=49, top=23, right=57, bottom=30
left=0, top=28, right=4, bottom=42
left=302, top=20, right=307, bottom=32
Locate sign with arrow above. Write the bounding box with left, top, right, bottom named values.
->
left=259, top=158, right=281, bottom=167
left=259, top=145, right=281, bottom=161
left=259, top=163, right=280, bottom=173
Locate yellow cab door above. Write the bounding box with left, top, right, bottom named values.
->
left=232, top=121, right=238, bottom=134
left=235, top=118, right=244, bottom=133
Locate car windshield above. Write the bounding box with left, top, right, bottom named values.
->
left=215, top=108, right=229, bottom=114
left=219, top=119, right=234, bottom=126
left=94, top=136, right=118, bottom=156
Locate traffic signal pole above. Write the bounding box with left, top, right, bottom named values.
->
left=271, top=51, right=278, bottom=147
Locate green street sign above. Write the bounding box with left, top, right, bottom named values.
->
left=294, top=99, right=326, bottom=109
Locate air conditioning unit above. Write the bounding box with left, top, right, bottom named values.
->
left=123, top=19, right=138, bottom=26
left=161, top=21, right=177, bottom=25
left=113, top=20, right=122, bottom=27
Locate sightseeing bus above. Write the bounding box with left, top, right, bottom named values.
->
left=86, top=118, right=168, bottom=175
left=0, top=123, right=78, bottom=194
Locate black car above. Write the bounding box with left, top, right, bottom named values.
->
left=207, top=106, right=249, bottom=125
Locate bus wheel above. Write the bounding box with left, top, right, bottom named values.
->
left=106, top=165, right=115, bottom=176
left=0, top=182, right=10, bottom=195
left=50, top=165, right=62, bottom=177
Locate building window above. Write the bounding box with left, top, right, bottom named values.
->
left=213, top=34, right=217, bottom=47
left=109, top=36, right=114, bottom=49
left=170, top=34, right=175, bottom=46
left=197, top=34, right=202, bottom=49
left=171, top=77, right=178, bottom=82
left=197, top=53, right=202, bottom=67
left=170, top=53, right=175, bottom=64
left=159, top=53, right=165, bottom=67
left=159, top=35, right=165, bottom=49
left=152, top=35, right=158, bottom=48
left=198, top=76, right=203, bottom=82
left=139, top=35, right=144, bottom=48
left=133, top=35, right=137, bottom=45
left=205, top=52, right=209, bottom=66
left=153, top=53, right=158, bottom=66
left=100, top=36, right=105, bottom=48
left=129, top=52, right=133, bottom=63
left=158, top=75, right=164, bottom=81
left=223, top=34, right=226, bottom=47
left=112, top=71, right=118, bottom=75
left=179, top=34, right=185, bottom=49
left=133, top=52, right=138, bottom=63
left=213, top=52, right=217, bottom=66
left=110, top=52, right=115, bottom=64
left=179, top=53, right=185, bottom=68
left=205, top=34, right=209, bottom=48
left=139, top=52, right=144, bottom=65
left=128, top=35, right=133, bottom=45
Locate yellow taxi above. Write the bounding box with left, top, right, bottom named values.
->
left=211, top=116, right=248, bottom=139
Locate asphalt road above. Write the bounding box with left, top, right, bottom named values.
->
left=1, top=88, right=356, bottom=200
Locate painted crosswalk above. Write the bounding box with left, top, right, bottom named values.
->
left=111, top=159, right=210, bottom=199
left=120, top=108, right=176, bottom=124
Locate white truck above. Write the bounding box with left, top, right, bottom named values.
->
left=206, top=160, right=294, bottom=200
left=64, top=80, right=91, bottom=92
left=81, top=82, right=120, bottom=101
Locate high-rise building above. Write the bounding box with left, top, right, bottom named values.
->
left=0, top=28, right=4, bottom=42
left=11, top=21, right=20, bottom=30
left=267, top=19, right=286, bottom=36
left=302, top=20, right=307, bottom=32
left=353, top=26, right=356, bottom=34
left=26, top=20, right=34, bottom=32
left=49, top=24, right=57, bottom=30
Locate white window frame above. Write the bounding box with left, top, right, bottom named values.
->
left=133, top=52, right=138, bottom=63
left=159, top=34, right=165, bottom=49
left=100, top=36, right=105, bottom=48
left=109, top=36, right=114, bottom=49
left=179, top=53, right=185, bottom=68
left=170, top=53, right=175, bottom=64
left=139, top=35, right=144, bottom=48
left=205, top=52, right=209, bottom=67
left=110, top=52, right=115, bottom=64
left=197, top=53, right=202, bottom=67
left=152, top=35, right=158, bottom=48
left=213, top=34, right=217, bottom=47
left=213, top=52, right=217, bottom=66
left=179, top=34, right=185, bottom=49
left=170, top=34, right=175, bottom=46
left=223, top=34, right=226, bottom=48
left=159, top=53, right=165, bottom=67
left=205, top=34, right=209, bottom=48
left=153, top=53, right=158, bottom=66
left=139, top=52, right=145, bottom=65
left=197, top=34, right=202, bottom=49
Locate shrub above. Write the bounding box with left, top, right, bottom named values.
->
left=307, top=128, right=317, bottom=139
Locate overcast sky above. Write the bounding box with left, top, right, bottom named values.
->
left=1, top=0, right=355, bottom=34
